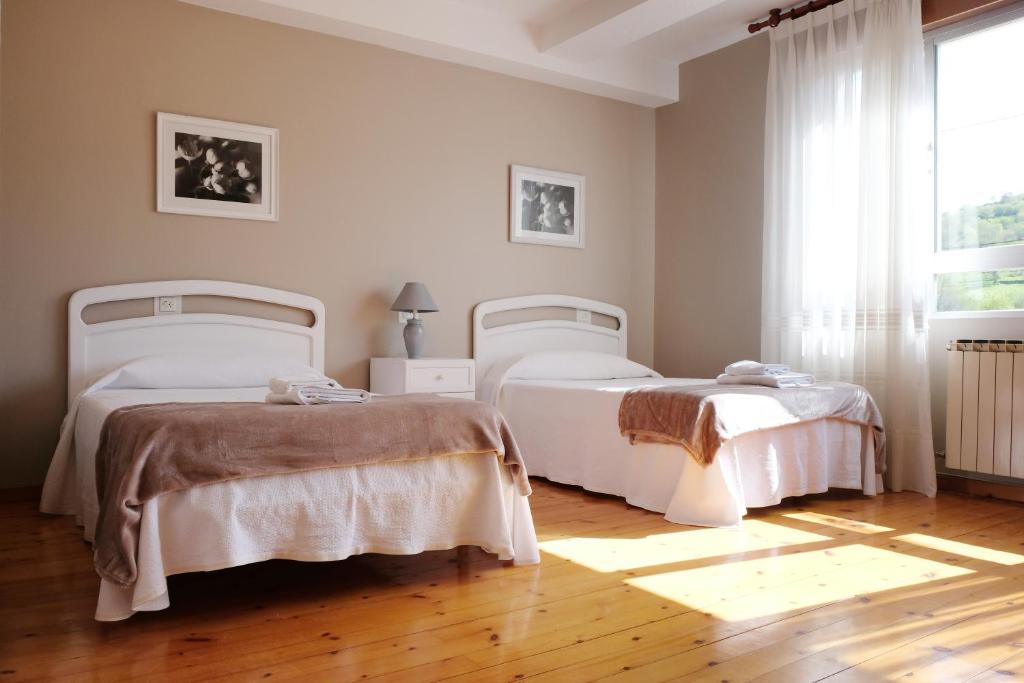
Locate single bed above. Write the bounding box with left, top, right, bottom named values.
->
left=474, top=295, right=882, bottom=528
left=41, top=280, right=538, bottom=621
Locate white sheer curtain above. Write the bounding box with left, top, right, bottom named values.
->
left=761, top=0, right=936, bottom=495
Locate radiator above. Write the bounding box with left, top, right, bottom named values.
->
left=946, top=339, right=1024, bottom=476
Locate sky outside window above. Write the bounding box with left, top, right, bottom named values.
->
left=937, top=16, right=1024, bottom=252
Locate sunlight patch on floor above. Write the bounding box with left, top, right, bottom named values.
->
left=537, top=520, right=830, bottom=572
left=893, top=533, right=1024, bottom=566
left=822, top=587, right=1024, bottom=679
left=625, top=544, right=974, bottom=621
left=783, top=511, right=894, bottom=534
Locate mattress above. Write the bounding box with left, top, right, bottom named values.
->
left=498, top=378, right=879, bottom=527
left=45, top=387, right=539, bottom=620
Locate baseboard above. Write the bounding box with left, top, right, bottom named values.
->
left=938, top=474, right=1024, bottom=503
left=0, top=485, right=42, bottom=503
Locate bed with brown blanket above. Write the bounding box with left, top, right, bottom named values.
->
left=94, top=395, right=531, bottom=588
left=475, top=294, right=885, bottom=532
left=44, top=380, right=539, bottom=622
left=41, top=282, right=540, bottom=622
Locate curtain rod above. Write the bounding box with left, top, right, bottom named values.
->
left=747, top=0, right=847, bottom=33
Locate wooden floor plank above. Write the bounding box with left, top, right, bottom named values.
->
left=2, top=481, right=1024, bottom=682
left=595, top=512, right=1024, bottom=682
left=966, top=647, right=1024, bottom=682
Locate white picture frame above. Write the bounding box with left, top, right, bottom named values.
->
left=510, top=165, right=585, bottom=249
left=157, top=112, right=279, bottom=221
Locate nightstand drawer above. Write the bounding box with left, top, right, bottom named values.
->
left=407, top=365, right=473, bottom=393
left=370, top=357, right=476, bottom=397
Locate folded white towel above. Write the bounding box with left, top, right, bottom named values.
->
left=716, top=372, right=815, bottom=388
left=269, top=376, right=340, bottom=394
left=266, top=386, right=371, bottom=405
left=724, top=360, right=791, bottom=376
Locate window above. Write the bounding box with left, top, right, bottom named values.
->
left=929, top=8, right=1024, bottom=314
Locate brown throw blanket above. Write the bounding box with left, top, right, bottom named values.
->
left=619, top=382, right=885, bottom=472
left=93, top=394, right=530, bottom=587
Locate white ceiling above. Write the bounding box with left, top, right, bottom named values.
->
left=180, top=0, right=779, bottom=107
left=464, top=0, right=597, bottom=24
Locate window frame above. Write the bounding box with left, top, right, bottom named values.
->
left=926, top=3, right=1024, bottom=319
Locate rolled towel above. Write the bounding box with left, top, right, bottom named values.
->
left=724, top=360, right=791, bottom=376
left=269, top=376, right=340, bottom=394
left=266, top=386, right=371, bottom=405
left=716, top=372, right=815, bottom=388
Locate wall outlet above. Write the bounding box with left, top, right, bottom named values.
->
left=576, top=309, right=592, bottom=325
left=155, top=296, right=181, bottom=316
left=398, top=311, right=413, bottom=324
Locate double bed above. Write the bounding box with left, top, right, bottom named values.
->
left=41, top=281, right=538, bottom=621
left=474, top=294, right=883, bottom=528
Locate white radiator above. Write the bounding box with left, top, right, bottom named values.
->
left=946, top=339, right=1024, bottom=476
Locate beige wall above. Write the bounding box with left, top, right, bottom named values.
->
left=0, top=0, right=655, bottom=487
left=653, top=34, right=770, bottom=378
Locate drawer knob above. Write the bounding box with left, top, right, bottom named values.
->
left=435, top=374, right=444, bottom=381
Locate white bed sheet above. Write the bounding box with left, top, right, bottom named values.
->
left=498, top=378, right=880, bottom=527
left=43, top=387, right=538, bottom=621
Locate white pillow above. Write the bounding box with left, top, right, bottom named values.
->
left=104, top=353, right=325, bottom=389
left=504, top=351, right=660, bottom=381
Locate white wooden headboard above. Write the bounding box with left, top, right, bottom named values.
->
left=472, top=294, right=627, bottom=388
left=67, top=280, right=325, bottom=401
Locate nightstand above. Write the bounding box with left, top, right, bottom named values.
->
left=370, top=357, right=476, bottom=400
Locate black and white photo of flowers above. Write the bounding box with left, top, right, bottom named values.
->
left=520, top=180, right=574, bottom=235
left=174, top=133, right=262, bottom=204
left=510, top=165, right=585, bottom=249
left=157, top=113, right=279, bottom=221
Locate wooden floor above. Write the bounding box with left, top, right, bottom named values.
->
left=3, top=483, right=1024, bottom=682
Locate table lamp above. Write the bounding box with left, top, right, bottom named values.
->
left=390, top=282, right=439, bottom=359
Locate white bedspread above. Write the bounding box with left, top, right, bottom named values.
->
left=498, top=378, right=880, bottom=527
left=42, top=387, right=539, bottom=621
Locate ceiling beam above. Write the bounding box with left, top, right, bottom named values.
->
left=540, top=0, right=732, bottom=62
left=180, top=0, right=679, bottom=106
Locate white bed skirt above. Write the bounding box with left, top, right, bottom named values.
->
left=525, top=419, right=879, bottom=527
left=90, top=455, right=537, bottom=621
left=634, top=420, right=879, bottom=526
left=520, top=411, right=880, bottom=528
left=499, top=377, right=880, bottom=527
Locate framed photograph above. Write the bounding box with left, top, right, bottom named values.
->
left=156, top=112, right=279, bottom=221
left=510, top=165, right=585, bottom=249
